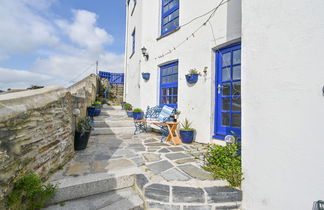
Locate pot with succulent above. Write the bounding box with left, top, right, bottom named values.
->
left=74, top=117, right=92, bottom=150
left=92, top=101, right=102, bottom=116
left=132, top=108, right=144, bottom=120
left=185, top=68, right=201, bottom=84
left=179, top=118, right=195, bottom=144
left=124, top=103, right=133, bottom=117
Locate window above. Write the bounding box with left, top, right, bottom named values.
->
left=160, top=61, right=178, bottom=108
left=131, top=29, right=135, bottom=55
left=161, top=0, right=179, bottom=35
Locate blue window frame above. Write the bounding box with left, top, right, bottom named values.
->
left=131, top=29, right=135, bottom=54
left=214, top=42, right=241, bottom=139
left=160, top=61, right=178, bottom=108
left=161, top=0, right=179, bottom=35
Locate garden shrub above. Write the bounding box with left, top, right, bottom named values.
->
left=7, top=173, right=56, bottom=210
left=203, top=143, right=243, bottom=188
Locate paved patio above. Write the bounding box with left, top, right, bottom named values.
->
left=49, top=105, right=242, bottom=209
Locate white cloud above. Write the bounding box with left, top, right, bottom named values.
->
left=0, top=67, right=52, bottom=90
left=56, top=10, right=114, bottom=52
left=0, top=2, right=124, bottom=90
left=0, top=0, right=58, bottom=55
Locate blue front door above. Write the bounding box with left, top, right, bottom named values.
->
left=214, top=43, right=241, bottom=139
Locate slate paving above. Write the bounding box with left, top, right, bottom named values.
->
left=49, top=105, right=242, bottom=209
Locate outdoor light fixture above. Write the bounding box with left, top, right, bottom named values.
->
left=203, top=66, right=208, bottom=75
left=141, top=46, right=149, bottom=60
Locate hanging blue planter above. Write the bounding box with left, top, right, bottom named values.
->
left=142, top=73, right=150, bottom=80
left=180, top=130, right=195, bottom=144
left=133, top=112, right=144, bottom=120
left=185, top=73, right=199, bottom=84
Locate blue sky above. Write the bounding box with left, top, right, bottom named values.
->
left=0, top=0, right=125, bottom=90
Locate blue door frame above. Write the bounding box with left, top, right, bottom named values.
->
left=160, top=61, right=178, bottom=108
left=214, top=42, right=241, bottom=139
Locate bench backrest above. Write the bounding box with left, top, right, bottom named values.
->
left=157, top=105, right=174, bottom=122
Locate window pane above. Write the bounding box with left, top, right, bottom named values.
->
left=164, top=0, right=171, bottom=6
left=222, top=113, right=230, bottom=126
left=222, top=97, right=230, bottom=111
left=222, top=67, right=231, bottom=81
left=172, top=96, right=177, bottom=104
left=162, top=77, right=166, bottom=84
left=233, top=65, right=241, bottom=80
left=222, top=52, right=231, bottom=67
left=232, top=113, right=241, bottom=127
left=232, top=97, right=241, bottom=111
left=173, top=87, right=178, bottom=95
left=170, top=9, right=179, bottom=20
left=222, top=83, right=230, bottom=96
left=173, top=65, right=178, bottom=73
left=162, top=97, right=167, bottom=104
left=163, top=5, right=169, bottom=13
left=233, top=49, right=241, bottom=65
left=162, top=88, right=167, bottom=95
left=163, top=16, right=169, bottom=25
left=232, top=81, right=241, bottom=96
left=168, top=96, right=172, bottom=104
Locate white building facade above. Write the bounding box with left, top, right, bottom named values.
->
left=124, top=0, right=242, bottom=144
left=124, top=0, right=324, bottom=209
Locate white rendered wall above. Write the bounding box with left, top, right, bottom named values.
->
left=242, top=0, right=324, bottom=209
left=124, top=0, right=143, bottom=108
left=124, top=0, right=241, bottom=143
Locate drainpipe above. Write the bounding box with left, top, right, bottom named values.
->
left=124, top=1, right=130, bottom=102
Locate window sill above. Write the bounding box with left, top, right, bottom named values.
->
left=157, top=27, right=181, bottom=41
left=129, top=52, right=135, bottom=59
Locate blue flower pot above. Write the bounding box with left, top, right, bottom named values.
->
left=127, top=111, right=133, bottom=118
left=87, top=107, right=96, bottom=117
left=180, top=130, right=195, bottom=144
left=185, top=73, right=199, bottom=84
left=142, top=73, right=150, bottom=80
left=94, top=109, right=101, bottom=116
left=133, top=112, right=144, bottom=120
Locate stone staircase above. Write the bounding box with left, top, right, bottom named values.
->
left=45, top=105, right=143, bottom=210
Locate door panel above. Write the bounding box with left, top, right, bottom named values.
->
left=214, top=43, right=241, bottom=138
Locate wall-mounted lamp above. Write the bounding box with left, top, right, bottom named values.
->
left=203, top=66, right=208, bottom=75
left=141, top=46, right=149, bottom=60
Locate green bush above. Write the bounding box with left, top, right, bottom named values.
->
left=7, top=173, right=56, bottom=210
left=132, top=108, right=143, bottom=112
left=203, top=143, right=243, bottom=188
left=123, top=103, right=132, bottom=111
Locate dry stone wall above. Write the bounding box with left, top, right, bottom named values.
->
left=0, top=74, right=97, bottom=206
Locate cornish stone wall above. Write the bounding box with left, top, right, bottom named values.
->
left=0, top=74, right=97, bottom=206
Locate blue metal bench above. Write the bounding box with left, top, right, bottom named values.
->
left=134, top=105, right=175, bottom=141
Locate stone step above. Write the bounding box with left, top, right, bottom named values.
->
left=94, top=120, right=134, bottom=128
left=100, top=110, right=127, bottom=117
left=47, top=173, right=135, bottom=205
left=102, top=105, right=122, bottom=110
left=45, top=188, right=144, bottom=210
left=92, top=127, right=134, bottom=135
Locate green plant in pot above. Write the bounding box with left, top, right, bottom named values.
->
left=132, top=108, right=144, bottom=120
left=93, top=101, right=102, bottom=108
left=124, top=103, right=133, bottom=118
left=74, top=117, right=91, bottom=150
left=179, top=118, right=195, bottom=144
left=185, top=68, right=201, bottom=84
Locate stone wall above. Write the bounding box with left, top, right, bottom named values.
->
left=0, top=74, right=97, bottom=206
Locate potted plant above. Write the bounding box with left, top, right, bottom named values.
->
left=142, top=72, right=150, bottom=80
left=93, top=101, right=102, bottom=108
left=179, top=118, right=195, bottom=144
left=185, top=68, right=201, bottom=84
left=124, top=103, right=133, bottom=117
left=87, top=106, right=96, bottom=118
left=132, top=108, right=144, bottom=120
left=74, top=117, right=92, bottom=150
